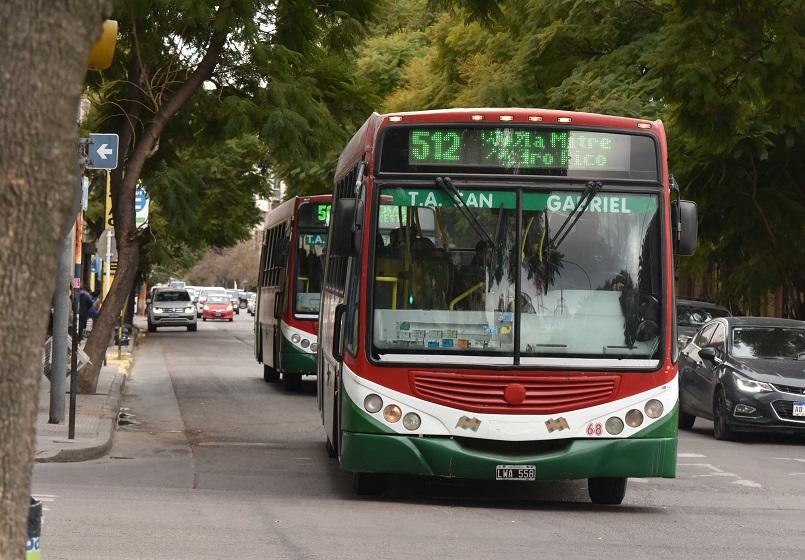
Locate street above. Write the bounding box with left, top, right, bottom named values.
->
left=34, top=315, right=805, bottom=560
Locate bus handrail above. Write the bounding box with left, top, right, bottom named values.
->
left=449, top=282, right=484, bottom=310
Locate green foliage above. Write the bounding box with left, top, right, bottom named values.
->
left=356, top=0, right=805, bottom=314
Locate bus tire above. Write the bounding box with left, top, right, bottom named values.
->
left=678, top=409, right=696, bottom=430
left=325, top=438, right=337, bottom=458
left=263, top=364, right=279, bottom=383
left=353, top=472, right=385, bottom=496
left=588, top=477, right=627, bottom=505
left=283, top=373, right=301, bottom=392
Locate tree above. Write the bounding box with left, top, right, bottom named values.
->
left=79, top=1, right=379, bottom=392
left=0, top=3, right=104, bottom=556
left=366, top=0, right=805, bottom=315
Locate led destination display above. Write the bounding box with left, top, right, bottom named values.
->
left=380, top=126, right=658, bottom=180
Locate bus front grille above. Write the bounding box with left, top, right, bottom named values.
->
left=410, top=371, right=620, bottom=414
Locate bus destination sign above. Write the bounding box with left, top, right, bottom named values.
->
left=409, top=128, right=630, bottom=171
left=379, top=126, right=658, bottom=180
left=298, top=202, right=331, bottom=227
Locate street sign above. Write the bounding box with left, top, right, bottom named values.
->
left=135, top=186, right=150, bottom=228
left=86, top=133, right=119, bottom=170
left=95, top=230, right=118, bottom=261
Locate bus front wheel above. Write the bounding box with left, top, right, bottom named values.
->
left=353, top=472, right=385, bottom=496
left=588, top=477, right=627, bottom=505
left=263, top=364, right=279, bottom=383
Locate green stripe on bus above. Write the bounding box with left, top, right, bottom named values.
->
left=279, top=334, right=316, bottom=374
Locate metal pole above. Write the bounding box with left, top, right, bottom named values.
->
left=68, top=277, right=79, bottom=440
left=49, top=231, right=73, bottom=424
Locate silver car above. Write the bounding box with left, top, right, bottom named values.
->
left=147, top=289, right=197, bottom=332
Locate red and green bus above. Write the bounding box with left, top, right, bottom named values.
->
left=255, top=195, right=331, bottom=391
left=318, top=109, right=697, bottom=503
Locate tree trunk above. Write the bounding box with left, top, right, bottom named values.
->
left=79, top=26, right=228, bottom=392
left=0, top=2, right=103, bottom=557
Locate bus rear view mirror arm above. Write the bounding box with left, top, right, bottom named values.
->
left=273, top=291, right=284, bottom=320
left=672, top=199, right=698, bottom=256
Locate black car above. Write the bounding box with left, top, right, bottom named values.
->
left=678, top=316, right=805, bottom=439
left=676, top=298, right=731, bottom=349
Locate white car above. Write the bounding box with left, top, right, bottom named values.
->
left=247, top=294, right=256, bottom=315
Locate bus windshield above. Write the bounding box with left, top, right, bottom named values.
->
left=371, top=186, right=662, bottom=365
left=295, top=230, right=326, bottom=315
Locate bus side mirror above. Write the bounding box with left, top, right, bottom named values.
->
left=273, top=291, right=285, bottom=319
left=672, top=200, right=698, bottom=256
left=330, top=198, right=357, bottom=257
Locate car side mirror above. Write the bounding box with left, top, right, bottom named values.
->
left=699, top=346, right=717, bottom=362
left=672, top=199, right=698, bottom=256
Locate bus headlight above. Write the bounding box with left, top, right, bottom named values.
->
left=605, top=417, right=624, bottom=435
left=383, top=405, right=402, bottom=423
left=310, top=342, right=317, bottom=353
left=644, top=399, right=664, bottom=419
left=291, top=333, right=301, bottom=344
left=402, top=412, right=421, bottom=431
left=364, top=394, right=383, bottom=413
left=625, top=409, right=644, bottom=428
left=300, top=338, right=310, bottom=349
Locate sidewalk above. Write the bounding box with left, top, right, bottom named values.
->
left=35, top=340, right=135, bottom=463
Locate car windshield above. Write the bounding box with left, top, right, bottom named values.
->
left=732, top=327, right=805, bottom=360
left=371, top=186, right=662, bottom=365
left=295, top=229, right=326, bottom=315
left=155, top=291, right=190, bottom=302
left=678, top=304, right=730, bottom=327
left=207, top=295, right=228, bottom=304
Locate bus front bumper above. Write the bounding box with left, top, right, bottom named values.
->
left=340, top=411, right=678, bottom=480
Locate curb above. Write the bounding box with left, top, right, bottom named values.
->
left=35, top=364, right=128, bottom=463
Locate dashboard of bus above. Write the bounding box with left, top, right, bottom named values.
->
left=369, top=185, right=663, bottom=368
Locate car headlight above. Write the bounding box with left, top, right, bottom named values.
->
left=226, top=305, right=233, bottom=311
left=733, top=373, right=773, bottom=393
left=184, top=307, right=194, bottom=313
left=154, top=308, right=164, bottom=314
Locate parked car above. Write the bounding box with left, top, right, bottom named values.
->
left=247, top=293, right=256, bottom=316
left=678, top=316, right=805, bottom=439
left=677, top=298, right=731, bottom=349
left=201, top=294, right=234, bottom=322
left=147, top=289, right=197, bottom=332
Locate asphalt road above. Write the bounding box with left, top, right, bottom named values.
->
left=33, top=314, right=805, bottom=559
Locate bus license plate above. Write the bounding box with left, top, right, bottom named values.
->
left=496, top=465, right=536, bottom=481
left=794, top=402, right=805, bottom=417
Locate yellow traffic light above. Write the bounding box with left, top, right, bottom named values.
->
left=87, top=20, right=118, bottom=70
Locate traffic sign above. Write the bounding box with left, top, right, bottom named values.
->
left=135, top=186, right=150, bottom=228
left=86, top=133, right=119, bottom=170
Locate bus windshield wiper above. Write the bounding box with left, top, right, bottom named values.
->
left=549, top=180, right=603, bottom=250
left=435, top=176, right=494, bottom=247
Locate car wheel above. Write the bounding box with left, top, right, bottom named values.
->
left=229, top=317, right=234, bottom=322
left=187, top=324, right=197, bottom=332
left=352, top=472, right=385, bottom=496
left=678, top=409, right=696, bottom=430
left=588, top=477, right=627, bottom=505
left=713, top=388, right=734, bottom=441
left=263, top=364, right=279, bottom=383
left=147, top=322, right=156, bottom=333
left=202, top=317, right=207, bottom=322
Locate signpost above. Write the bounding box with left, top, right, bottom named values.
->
left=135, top=185, right=149, bottom=228
left=85, top=133, right=119, bottom=170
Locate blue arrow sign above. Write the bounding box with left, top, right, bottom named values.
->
left=86, top=133, right=119, bottom=170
